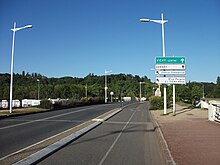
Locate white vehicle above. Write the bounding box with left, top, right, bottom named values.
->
left=123, top=97, right=131, bottom=102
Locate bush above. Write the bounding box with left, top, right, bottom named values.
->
left=149, top=96, right=163, bottom=110
left=39, top=97, right=105, bottom=110
left=38, top=100, right=53, bottom=109
left=81, top=97, right=104, bottom=105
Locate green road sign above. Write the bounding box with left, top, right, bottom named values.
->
left=156, top=57, right=186, bottom=64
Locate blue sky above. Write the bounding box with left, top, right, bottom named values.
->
left=0, top=0, right=219, bottom=83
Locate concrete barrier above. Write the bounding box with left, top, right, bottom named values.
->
left=200, top=100, right=209, bottom=109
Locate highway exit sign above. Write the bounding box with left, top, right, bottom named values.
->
left=156, top=57, right=185, bottom=64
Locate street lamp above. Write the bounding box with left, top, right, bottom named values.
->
left=9, top=22, right=32, bottom=113
left=37, top=79, right=40, bottom=100
left=140, top=14, right=168, bottom=57
left=139, top=82, right=145, bottom=102
left=140, top=13, right=168, bottom=114
left=104, top=70, right=112, bottom=103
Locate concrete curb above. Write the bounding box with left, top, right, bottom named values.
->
left=13, top=108, right=122, bottom=165
left=149, top=111, right=176, bottom=165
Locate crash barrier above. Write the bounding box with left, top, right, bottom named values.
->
left=208, top=100, right=220, bottom=123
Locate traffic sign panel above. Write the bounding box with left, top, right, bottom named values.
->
left=155, top=64, right=185, bottom=70
left=156, top=77, right=186, bottom=84
left=156, top=57, right=185, bottom=64
left=155, top=70, right=186, bottom=75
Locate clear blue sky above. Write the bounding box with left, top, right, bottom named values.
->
left=0, top=0, right=219, bottom=83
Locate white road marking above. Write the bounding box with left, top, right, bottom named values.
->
left=0, top=104, right=106, bottom=130
left=0, top=120, right=91, bottom=161
left=98, top=107, right=137, bottom=165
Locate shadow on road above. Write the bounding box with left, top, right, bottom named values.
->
left=69, top=123, right=157, bottom=147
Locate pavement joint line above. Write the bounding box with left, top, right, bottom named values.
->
left=11, top=107, right=124, bottom=165
left=98, top=107, right=137, bottom=165
left=150, top=111, right=176, bottom=165
left=103, top=121, right=152, bottom=125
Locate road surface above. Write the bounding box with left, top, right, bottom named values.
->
left=39, top=102, right=163, bottom=165
left=0, top=103, right=121, bottom=159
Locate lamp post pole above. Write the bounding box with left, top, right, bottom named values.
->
left=139, top=82, right=145, bottom=102
left=104, top=70, right=112, bottom=103
left=37, top=79, right=40, bottom=100
left=85, top=84, right=88, bottom=99
left=140, top=13, right=168, bottom=114
left=9, top=22, right=32, bottom=113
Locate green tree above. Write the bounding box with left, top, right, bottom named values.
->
left=213, top=77, right=220, bottom=98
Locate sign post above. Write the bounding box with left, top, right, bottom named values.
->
left=155, top=56, right=186, bottom=115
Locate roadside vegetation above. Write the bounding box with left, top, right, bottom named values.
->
left=0, top=72, right=220, bottom=110
left=0, top=107, right=48, bottom=116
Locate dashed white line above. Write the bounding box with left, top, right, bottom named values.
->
left=98, top=108, right=137, bottom=165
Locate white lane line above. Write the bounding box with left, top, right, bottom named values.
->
left=1, top=119, right=85, bottom=123
left=98, top=108, right=137, bottom=165
left=0, top=104, right=106, bottom=130
left=0, top=120, right=90, bottom=161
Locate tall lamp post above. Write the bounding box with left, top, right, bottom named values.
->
left=104, top=70, right=112, bottom=103
left=140, top=13, right=168, bottom=114
left=139, top=82, right=145, bottom=102
left=9, top=22, right=32, bottom=113
left=37, top=79, right=40, bottom=100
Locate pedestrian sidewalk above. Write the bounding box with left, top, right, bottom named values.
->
left=151, top=104, right=220, bottom=165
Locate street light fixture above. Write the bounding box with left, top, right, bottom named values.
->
left=104, top=70, right=112, bottom=103
left=9, top=22, right=32, bottom=113
left=140, top=13, right=168, bottom=114
left=140, top=14, right=168, bottom=57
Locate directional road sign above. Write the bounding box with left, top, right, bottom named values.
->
left=155, top=70, right=186, bottom=75
left=156, top=77, right=186, bottom=84
left=156, top=57, right=185, bottom=64
left=155, top=64, right=185, bottom=70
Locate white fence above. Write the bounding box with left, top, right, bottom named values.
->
left=206, top=100, right=220, bottom=123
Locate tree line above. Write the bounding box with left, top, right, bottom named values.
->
left=0, top=72, right=219, bottom=103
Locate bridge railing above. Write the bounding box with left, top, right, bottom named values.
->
left=207, top=100, right=220, bottom=123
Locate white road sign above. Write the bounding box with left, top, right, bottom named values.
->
left=155, top=64, right=185, bottom=70
left=155, top=70, right=186, bottom=75
left=156, top=77, right=186, bottom=84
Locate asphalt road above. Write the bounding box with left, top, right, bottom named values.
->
left=0, top=103, right=121, bottom=159
left=39, top=102, right=163, bottom=165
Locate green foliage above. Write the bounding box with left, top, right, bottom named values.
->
left=38, top=97, right=104, bottom=110
left=38, top=100, right=53, bottom=109
left=1, top=72, right=219, bottom=104
left=149, top=96, right=163, bottom=110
